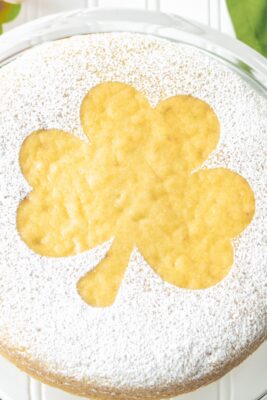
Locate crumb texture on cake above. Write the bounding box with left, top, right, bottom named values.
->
left=17, top=82, right=255, bottom=307
left=0, top=33, right=266, bottom=398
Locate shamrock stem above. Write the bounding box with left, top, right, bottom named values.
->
left=77, top=235, right=133, bottom=307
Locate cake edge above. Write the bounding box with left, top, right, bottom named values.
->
left=0, top=334, right=266, bottom=399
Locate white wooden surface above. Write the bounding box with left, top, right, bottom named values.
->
left=1, top=1, right=266, bottom=400
left=6, top=0, right=235, bottom=35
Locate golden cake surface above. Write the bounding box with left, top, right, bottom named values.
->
left=17, top=82, right=255, bottom=307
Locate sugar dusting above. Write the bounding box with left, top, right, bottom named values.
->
left=0, top=33, right=266, bottom=393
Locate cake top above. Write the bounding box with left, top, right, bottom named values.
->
left=0, top=32, right=266, bottom=393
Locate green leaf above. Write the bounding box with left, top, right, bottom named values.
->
left=0, top=1, right=21, bottom=25
left=226, top=0, right=267, bottom=57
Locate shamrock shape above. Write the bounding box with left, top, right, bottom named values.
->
left=17, top=82, right=255, bottom=307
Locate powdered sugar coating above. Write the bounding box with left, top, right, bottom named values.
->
left=0, top=33, right=266, bottom=395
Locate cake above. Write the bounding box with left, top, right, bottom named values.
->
left=0, top=32, right=266, bottom=399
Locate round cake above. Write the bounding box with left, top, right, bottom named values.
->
left=0, top=32, right=266, bottom=399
